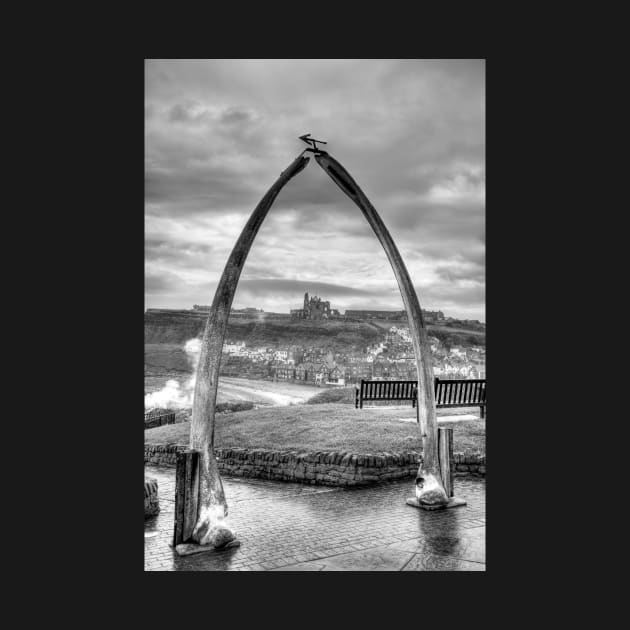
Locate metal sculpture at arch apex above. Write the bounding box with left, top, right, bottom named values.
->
left=187, top=140, right=448, bottom=549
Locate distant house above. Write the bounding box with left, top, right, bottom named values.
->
left=274, top=365, right=296, bottom=380
left=288, top=346, right=304, bottom=365
left=345, top=309, right=406, bottom=320
left=223, top=341, right=246, bottom=354
left=346, top=361, right=372, bottom=382
left=449, top=346, right=467, bottom=359
left=302, top=348, right=324, bottom=364
left=327, top=365, right=345, bottom=385
left=295, top=361, right=328, bottom=383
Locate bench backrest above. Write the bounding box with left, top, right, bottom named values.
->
left=358, top=378, right=486, bottom=405
left=434, top=378, right=486, bottom=406
left=359, top=380, right=418, bottom=401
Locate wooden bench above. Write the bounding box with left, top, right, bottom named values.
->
left=355, top=377, right=486, bottom=418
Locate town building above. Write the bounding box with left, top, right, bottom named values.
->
left=326, top=365, right=346, bottom=386
left=346, top=362, right=373, bottom=382
left=273, top=364, right=296, bottom=380
left=422, top=310, right=445, bottom=322
left=223, top=341, right=246, bottom=354
left=449, top=346, right=467, bottom=359
left=288, top=346, right=304, bottom=365
left=344, top=309, right=406, bottom=320
left=193, top=305, right=263, bottom=313
left=294, top=361, right=328, bottom=383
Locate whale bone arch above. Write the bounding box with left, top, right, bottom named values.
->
left=188, top=151, right=447, bottom=547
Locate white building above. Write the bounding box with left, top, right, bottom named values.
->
left=450, top=346, right=467, bottom=359
left=389, top=326, right=411, bottom=343
left=223, top=341, right=246, bottom=354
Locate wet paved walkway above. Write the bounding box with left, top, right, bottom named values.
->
left=144, top=465, right=485, bottom=571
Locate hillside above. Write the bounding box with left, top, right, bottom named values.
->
left=145, top=343, right=191, bottom=375
left=145, top=310, right=485, bottom=352
left=144, top=310, right=208, bottom=344
left=145, top=311, right=382, bottom=351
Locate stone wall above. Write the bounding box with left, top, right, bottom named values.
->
left=144, top=444, right=485, bottom=485
left=452, top=451, right=486, bottom=476
left=144, top=476, right=160, bottom=517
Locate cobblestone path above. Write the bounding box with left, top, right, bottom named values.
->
left=144, top=465, right=485, bottom=571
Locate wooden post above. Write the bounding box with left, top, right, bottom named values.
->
left=438, top=427, right=454, bottom=497
left=173, top=451, right=186, bottom=547
left=173, top=449, right=200, bottom=546
left=182, top=450, right=200, bottom=542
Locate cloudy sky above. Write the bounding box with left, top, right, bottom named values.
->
left=145, top=59, right=485, bottom=321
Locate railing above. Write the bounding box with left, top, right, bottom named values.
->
left=144, top=409, right=176, bottom=428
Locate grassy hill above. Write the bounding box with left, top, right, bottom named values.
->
left=144, top=403, right=485, bottom=453
left=145, top=343, right=192, bottom=375
left=145, top=311, right=383, bottom=352
left=145, top=310, right=485, bottom=352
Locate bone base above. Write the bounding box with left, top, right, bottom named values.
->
left=175, top=539, right=241, bottom=556
left=406, top=497, right=467, bottom=510
left=415, top=471, right=449, bottom=506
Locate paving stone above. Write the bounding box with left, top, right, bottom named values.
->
left=318, top=546, right=414, bottom=571
left=402, top=553, right=485, bottom=571
left=389, top=526, right=485, bottom=564
left=144, top=465, right=485, bottom=571
left=272, top=561, right=326, bottom=571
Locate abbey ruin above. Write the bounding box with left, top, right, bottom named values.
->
left=290, top=292, right=341, bottom=320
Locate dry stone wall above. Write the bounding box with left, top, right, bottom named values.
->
left=144, top=444, right=485, bottom=485
left=144, top=476, right=160, bottom=517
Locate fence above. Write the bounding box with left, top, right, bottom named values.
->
left=144, top=409, right=176, bottom=429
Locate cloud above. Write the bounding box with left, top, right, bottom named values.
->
left=145, top=269, right=184, bottom=294
left=145, top=59, right=485, bottom=320
left=434, top=260, right=485, bottom=284
left=238, top=278, right=380, bottom=298
left=221, top=106, right=255, bottom=125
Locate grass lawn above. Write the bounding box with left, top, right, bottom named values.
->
left=144, top=403, right=485, bottom=454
